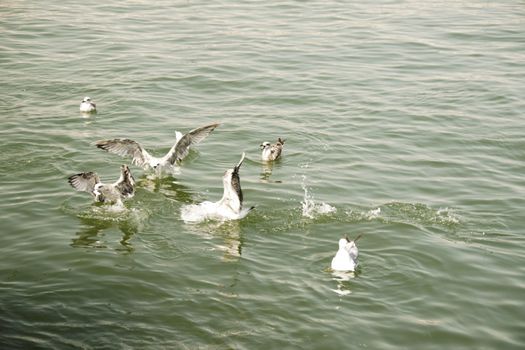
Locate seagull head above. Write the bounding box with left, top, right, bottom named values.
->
left=82, top=97, right=91, bottom=103
left=260, top=142, right=271, bottom=150
left=338, top=238, right=348, bottom=249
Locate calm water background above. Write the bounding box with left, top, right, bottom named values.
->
left=1, top=0, right=524, bottom=348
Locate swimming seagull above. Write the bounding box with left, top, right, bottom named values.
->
left=95, top=122, right=220, bottom=176
left=181, top=152, right=254, bottom=221
left=331, top=234, right=362, bottom=272
left=79, top=97, right=97, bottom=113
left=260, top=138, right=285, bottom=161
left=68, top=164, right=135, bottom=204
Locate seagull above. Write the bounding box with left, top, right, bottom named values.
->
left=68, top=164, right=135, bottom=204
left=80, top=97, right=97, bottom=113
left=260, top=138, right=285, bottom=161
left=331, top=234, right=362, bottom=272
left=95, top=122, right=220, bottom=176
left=181, top=152, right=254, bottom=221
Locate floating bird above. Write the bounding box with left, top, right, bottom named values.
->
left=95, top=123, right=220, bottom=176
left=79, top=97, right=97, bottom=113
left=331, top=234, right=362, bottom=272
left=68, top=164, right=135, bottom=204
left=181, top=152, right=254, bottom=221
left=260, top=138, right=285, bottom=161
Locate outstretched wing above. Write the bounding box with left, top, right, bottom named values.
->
left=231, top=152, right=246, bottom=206
left=164, top=123, right=220, bottom=165
left=68, top=172, right=100, bottom=193
left=96, top=139, right=154, bottom=168
left=114, top=164, right=135, bottom=198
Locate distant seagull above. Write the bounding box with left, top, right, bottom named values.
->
left=68, top=164, right=135, bottom=204
left=182, top=152, right=254, bottom=221
left=95, top=123, right=220, bottom=176
left=260, top=138, right=285, bottom=161
left=80, top=97, right=97, bottom=113
left=331, top=234, right=362, bottom=272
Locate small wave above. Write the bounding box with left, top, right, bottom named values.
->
left=62, top=199, right=149, bottom=225
left=352, top=202, right=460, bottom=231
left=383, top=202, right=461, bottom=229
left=301, top=177, right=336, bottom=219
left=77, top=203, right=130, bottom=222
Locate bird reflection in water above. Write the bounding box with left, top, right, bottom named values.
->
left=186, top=220, right=245, bottom=262
left=136, top=175, right=194, bottom=203
left=259, top=160, right=283, bottom=183
left=71, top=215, right=140, bottom=253
left=330, top=269, right=360, bottom=296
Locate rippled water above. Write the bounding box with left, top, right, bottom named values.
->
left=1, top=1, right=524, bottom=348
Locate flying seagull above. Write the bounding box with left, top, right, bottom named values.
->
left=331, top=234, right=362, bottom=272
left=260, top=138, right=285, bottom=161
left=68, top=164, right=135, bottom=204
left=95, top=122, right=220, bottom=176
left=80, top=97, right=97, bottom=113
left=182, top=152, right=254, bottom=221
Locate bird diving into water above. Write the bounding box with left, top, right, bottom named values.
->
left=181, top=152, right=254, bottom=222
left=68, top=164, right=135, bottom=205
left=95, top=122, right=220, bottom=177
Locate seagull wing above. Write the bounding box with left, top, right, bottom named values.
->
left=96, top=139, right=154, bottom=168
left=164, top=123, right=220, bottom=165
left=68, top=172, right=100, bottom=193
left=231, top=152, right=246, bottom=207
left=114, top=165, right=135, bottom=198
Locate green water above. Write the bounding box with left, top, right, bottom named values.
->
left=1, top=1, right=524, bottom=349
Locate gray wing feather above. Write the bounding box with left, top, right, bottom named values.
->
left=96, top=139, right=152, bottom=168
left=68, top=172, right=100, bottom=193
left=165, top=123, right=220, bottom=165
left=114, top=165, right=135, bottom=198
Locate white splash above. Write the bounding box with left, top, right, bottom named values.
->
left=181, top=202, right=252, bottom=223
left=367, top=207, right=381, bottom=219
left=436, top=207, right=460, bottom=225
left=301, top=176, right=336, bottom=219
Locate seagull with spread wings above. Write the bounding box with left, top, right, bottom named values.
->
left=95, top=123, right=220, bottom=176
left=68, top=164, right=135, bottom=205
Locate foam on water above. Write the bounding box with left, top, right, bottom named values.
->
left=181, top=201, right=252, bottom=223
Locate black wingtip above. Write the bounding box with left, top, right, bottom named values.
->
left=95, top=140, right=108, bottom=151
left=67, top=175, right=75, bottom=187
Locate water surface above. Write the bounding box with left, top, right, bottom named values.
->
left=1, top=1, right=524, bottom=348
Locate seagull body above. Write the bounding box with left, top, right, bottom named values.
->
left=260, top=138, right=285, bottom=161
left=80, top=97, right=96, bottom=113
left=68, top=165, right=135, bottom=204
left=331, top=235, right=362, bottom=272
left=182, top=153, right=254, bottom=221
left=95, top=123, right=219, bottom=176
